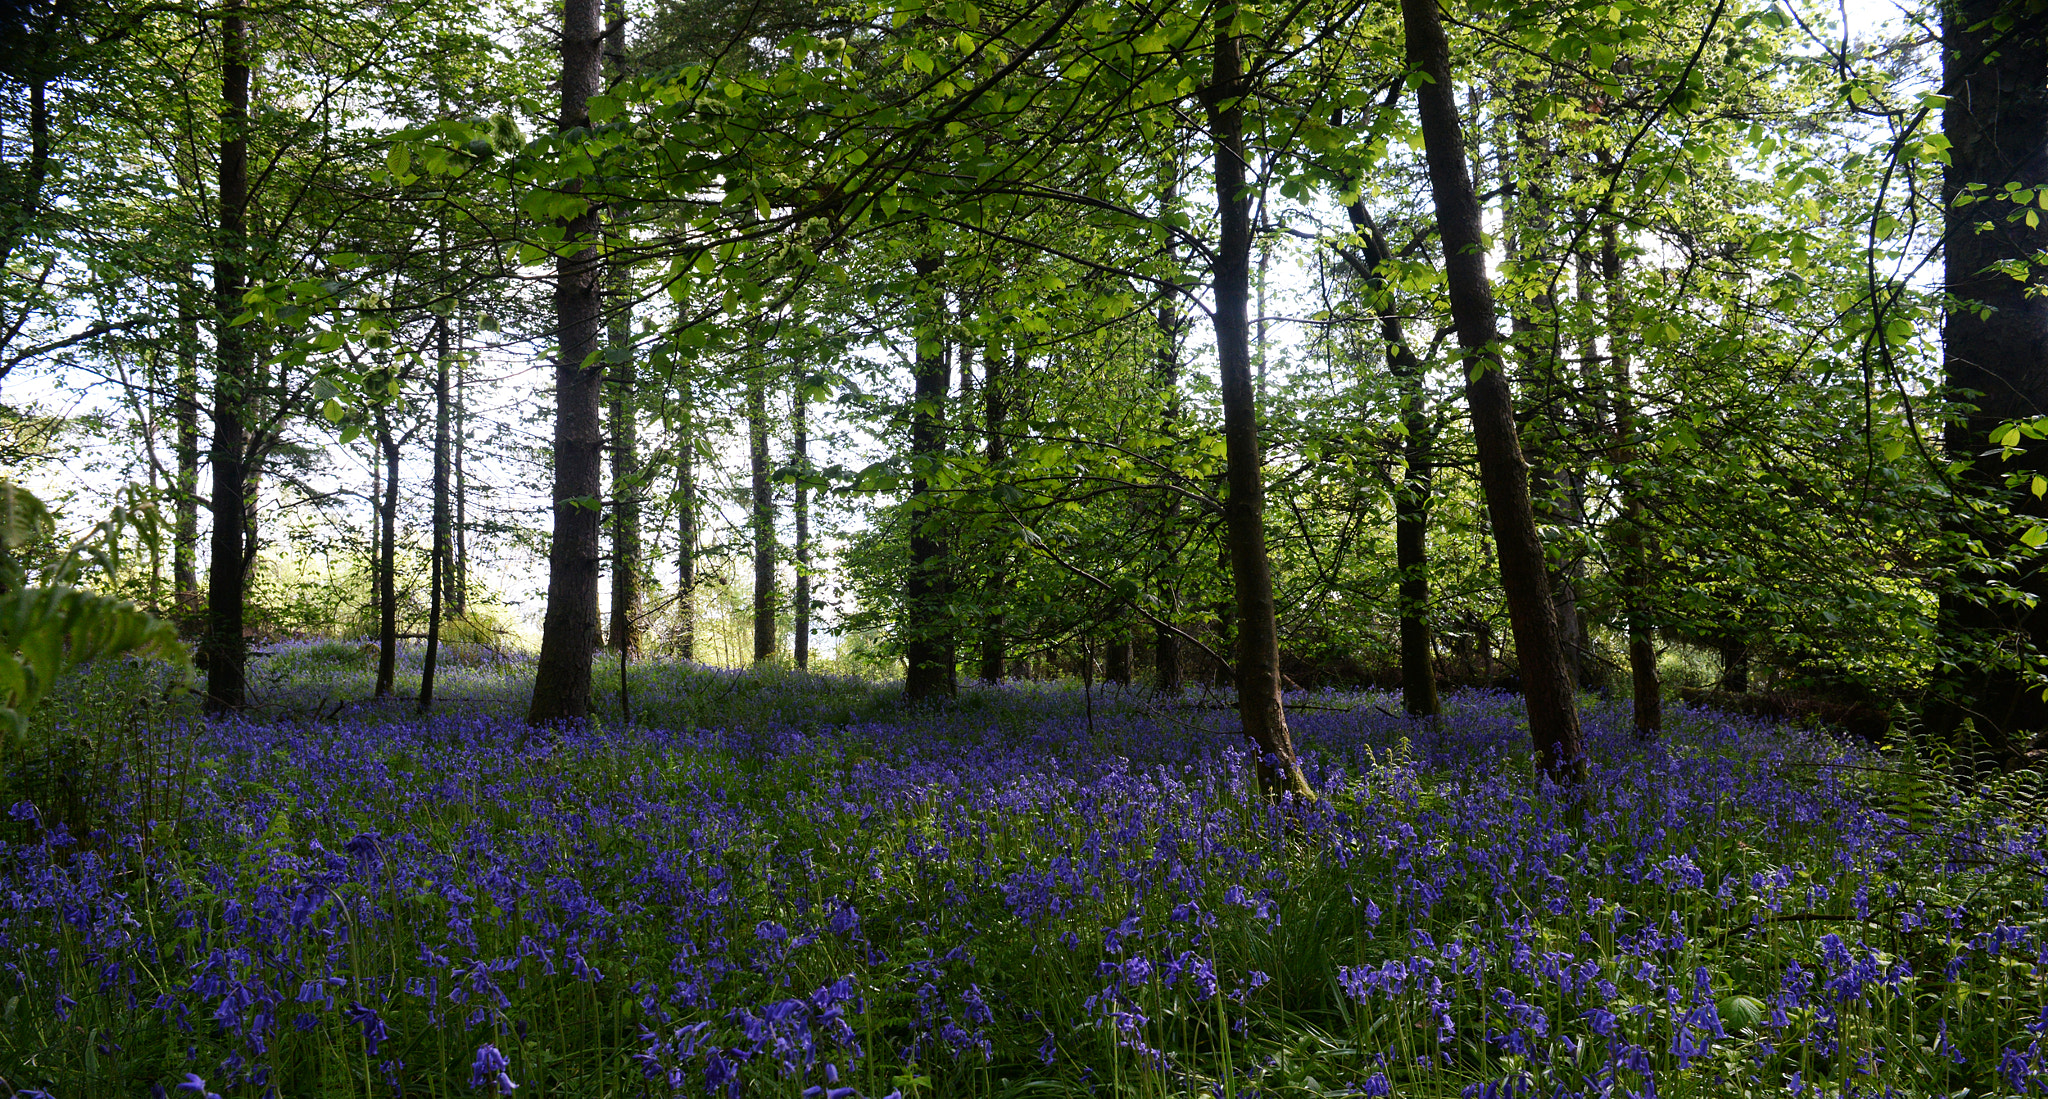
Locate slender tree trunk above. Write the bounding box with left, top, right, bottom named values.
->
left=420, top=315, right=453, bottom=713
left=374, top=403, right=400, bottom=698
left=1506, top=117, right=1589, bottom=692
left=749, top=357, right=776, bottom=662
left=368, top=433, right=380, bottom=627
left=1403, top=0, right=1585, bottom=782
left=606, top=284, right=641, bottom=654
left=1154, top=175, right=1183, bottom=694
left=604, top=0, right=641, bottom=656
left=1933, top=0, right=2048, bottom=765
left=793, top=377, right=811, bottom=670
left=676, top=363, right=696, bottom=661
left=174, top=268, right=201, bottom=624
left=202, top=0, right=252, bottom=714
left=1344, top=201, right=1441, bottom=716
left=453, top=351, right=469, bottom=618
left=1603, top=223, right=1661, bottom=735
left=978, top=340, right=1011, bottom=684
left=904, top=255, right=955, bottom=701
left=527, top=0, right=607, bottom=725
left=1206, top=14, right=1313, bottom=801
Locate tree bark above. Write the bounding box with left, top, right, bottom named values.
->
left=452, top=352, right=469, bottom=617
left=606, top=288, right=642, bottom=653
left=793, top=376, right=811, bottom=670
left=527, top=0, right=607, bottom=725
left=749, top=356, right=777, bottom=662
left=676, top=361, right=696, bottom=661
left=904, top=254, right=956, bottom=701
left=1206, top=13, right=1314, bottom=801
left=1343, top=201, right=1441, bottom=717
left=174, top=267, right=201, bottom=625
left=374, top=400, right=400, bottom=698
left=1403, top=0, right=1585, bottom=782
left=1154, top=174, right=1184, bottom=694
left=452, top=344, right=469, bottom=617
left=604, top=0, right=641, bottom=656
left=202, top=0, right=252, bottom=714
left=1506, top=121, right=1590, bottom=692
left=978, top=340, right=1011, bottom=685
left=1603, top=222, right=1661, bottom=735
left=1105, top=634, right=1132, bottom=685
left=1934, top=0, right=2048, bottom=765
left=420, top=314, right=453, bottom=713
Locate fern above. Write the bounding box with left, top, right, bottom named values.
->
left=0, top=481, right=188, bottom=739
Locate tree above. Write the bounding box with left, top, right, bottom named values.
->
left=1206, top=8, right=1314, bottom=801
left=903, top=253, right=956, bottom=701
left=528, top=0, right=608, bottom=725
left=201, top=0, right=253, bottom=714
left=1932, top=0, right=2048, bottom=765
left=748, top=348, right=777, bottom=663
left=1402, top=0, right=1586, bottom=783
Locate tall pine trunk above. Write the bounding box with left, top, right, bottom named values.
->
left=1933, top=0, right=2048, bottom=766
left=1206, top=13, right=1313, bottom=801
left=202, top=0, right=252, bottom=714
left=528, top=0, right=607, bottom=725
left=1403, top=0, right=1585, bottom=783
left=904, top=255, right=955, bottom=701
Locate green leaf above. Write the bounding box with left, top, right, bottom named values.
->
left=2022, top=525, right=2046, bottom=549
left=386, top=144, right=411, bottom=178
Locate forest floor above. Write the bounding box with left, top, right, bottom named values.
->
left=2, top=643, right=2044, bottom=1098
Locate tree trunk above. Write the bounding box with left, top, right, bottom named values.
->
left=527, top=0, right=607, bottom=726
left=1603, top=222, right=1661, bottom=735
left=453, top=348, right=469, bottom=618
left=604, top=0, right=641, bottom=656
left=1154, top=175, right=1183, bottom=694
left=749, top=357, right=776, bottom=663
left=1933, top=0, right=2048, bottom=765
left=793, top=377, right=811, bottom=670
left=1403, top=0, right=1585, bottom=783
left=606, top=287, right=641, bottom=653
left=904, top=254, right=955, bottom=701
left=1206, top=14, right=1313, bottom=801
left=202, top=0, right=252, bottom=714
left=978, top=340, right=1011, bottom=685
left=676, top=362, right=696, bottom=661
left=1344, top=201, right=1440, bottom=717
left=1506, top=121, right=1590, bottom=692
left=174, top=267, right=201, bottom=625
left=1105, top=634, right=1132, bottom=685
left=420, top=314, right=453, bottom=714
left=374, top=402, right=400, bottom=698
